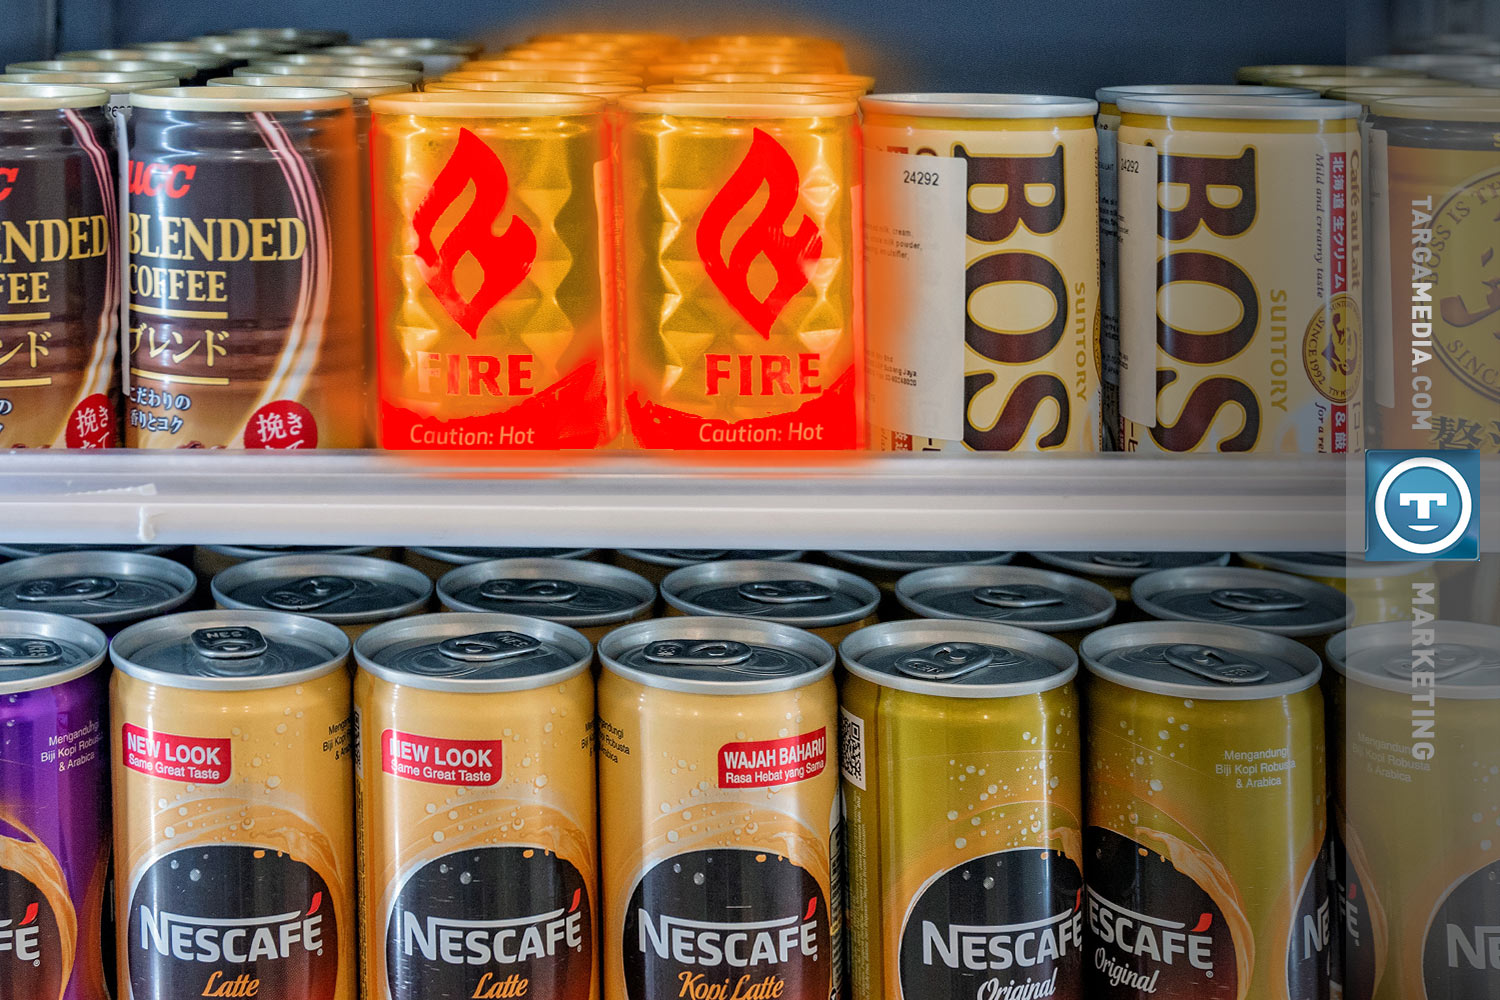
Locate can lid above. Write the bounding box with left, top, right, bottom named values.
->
left=8, top=58, right=196, bottom=77
left=242, top=63, right=425, bottom=83
left=1117, top=96, right=1360, bottom=119
left=203, top=544, right=378, bottom=561
left=662, top=560, right=879, bottom=629
left=1133, top=566, right=1351, bottom=637
left=861, top=92, right=1096, bottom=118
left=1365, top=52, right=1493, bottom=72
left=599, top=617, right=834, bottom=694
left=1327, top=620, right=1500, bottom=699
left=255, top=52, right=425, bottom=72
left=111, top=610, right=350, bottom=690
left=0, top=71, right=177, bottom=89
left=0, top=552, right=195, bottom=625
left=231, top=27, right=349, bottom=46
left=1237, top=63, right=1416, bottom=82
left=840, top=619, right=1076, bottom=698
left=410, top=546, right=598, bottom=566
left=1239, top=551, right=1435, bottom=578
left=895, top=565, right=1115, bottom=633
left=216, top=75, right=413, bottom=98
left=1371, top=94, right=1500, bottom=122
left=131, top=85, right=353, bottom=111
left=364, top=37, right=479, bottom=55
left=823, top=550, right=1015, bottom=573
left=0, top=543, right=179, bottom=558
left=619, top=549, right=803, bottom=568
left=370, top=90, right=605, bottom=116
left=1276, top=74, right=1439, bottom=92
left=438, top=558, right=654, bottom=627
left=212, top=554, right=432, bottom=625
left=426, top=80, right=640, bottom=97
left=695, top=72, right=874, bottom=91
left=1329, top=84, right=1495, bottom=104
left=1082, top=621, right=1321, bottom=699
left=0, top=83, right=110, bottom=109
left=1032, top=551, right=1230, bottom=579
left=195, top=34, right=299, bottom=53
left=355, top=612, right=591, bottom=693
left=440, top=69, right=643, bottom=86
left=618, top=90, right=857, bottom=117
left=0, top=611, right=107, bottom=695
left=64, top=47, right=231, bottom=71
left=1095, top=84, right=1319, bottom=105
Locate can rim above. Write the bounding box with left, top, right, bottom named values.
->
left=8, top=58, right=196, bottom=77
left=1131, top=566, right=1352, bottom=637
left=211, top=554, right=433, bottom=624
left=1118, top=96, right=1360, bottom=119
left=1365, top=52, right=1493, bottom=70
left=617, top=548, right=804, bottom=567
left=57, top=48, right=229, bottom=70
left=693, top=72, right=875, bottom=90
left=0, top=610, right=107, bottom=694
left=1, top=71, right=178, bottom=88
left=0, top=83, right=110, bottom=109
left=1274, top=74, right=1440, bottom=91
left=840, top=619, right=1077, bottom=698
left=1082, top=621, right=1322, bottom=699
left=441, top=69, right=644, bottom=85
left=1237, top=551, right=1435, bottom=579
left=369, top=90, right=606, bottom=116
left=364, top=37, right=480, bottom=55
left=1328, top=84, right=1495, bottom=103
left=0, top=552, right=196, bottom=625
left=242, top=63, right=425, bottom=83
left=823, top=550, right=1016, bottom=573
left=215, top=75, right=413, bottom=98
left=426, top=80, right=639, bottom=97
left=1031, top=551, right=1231, bottom=578
left=204, top=544, right=375, bottom=560
left=861, top=92, right=1097, bottom=118
left=1370, top=94, right=1500, bottom=121
left=255, top=52, right=425, bottom=71
left=409, top=546, right=598, bottom=566
left=1327, top=620, right=1500, bottom=699
left=618, top=90, right=857, bottom=117
left=1237, top=64, right=1421, bottom=82
left=600, top=616, right=835, bottom=694
left=895, top=564, right=1117, bottom=632
left=650, top=82, right=861, bottom=99
left=1095, top=84, right=1320, bottom=105
left=661, top=559, right=879, bottom=629
left=111, top=609, right=351, bottom=691
left=436, top=558, right=655, bottom=626
left=354, top=612, right=592, bottom=692
left=131, top=85, right=353, bottom=110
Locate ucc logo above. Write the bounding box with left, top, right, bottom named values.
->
left=412, top=128, right=537, bottom=339
left=1366, top=450, right=1480, bottom=560
left=696, top=128, right=822, bottom=337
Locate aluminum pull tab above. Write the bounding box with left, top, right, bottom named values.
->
left=1092, top=552, right=1151, bottom=569
left=896, top=642, right=995, bottom=680
left=191, top=627, right=268, bottom=660
left=1383, top=642, right=1490, bottom=681
left=973, top=585, right=1063, bottom=610
left=15, top=576, right=120, bottom=603
left=737, top=580, right=831, bottom=605
left=643, top=640, right=754, bottom=667
left=438, top=631, right=542, bottom=662
left=0, top=637, right=62, bottom=667
left=1163, top=643, right=1270, bottom=684
left=478, top=579, right=581, bottom=604
left=264, top=575, right=359, bottom=612
left=1209, top=588, right=1308, bottom=614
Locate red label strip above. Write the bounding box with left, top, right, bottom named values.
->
left=382, top=729, right=503, bottom=787
left=121, top=724, right=231, bottom=785
left=719, top=728, right=827, bottom=789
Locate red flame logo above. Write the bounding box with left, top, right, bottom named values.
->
left=19, top=903, right=37, bottom=926
left=1190, top=912, right=1213, bottom=933
left=306, top=892, right=322, bottom=916
left=569, top=888, right=582, bottom=913
left=696, top=128, right=822, bottom=338
left=804, top=897, right=817, bottom=921
left=412, top=127, right=537, bottom=339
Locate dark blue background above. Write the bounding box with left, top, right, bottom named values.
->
left=10, top=0, right=1388, bottom=95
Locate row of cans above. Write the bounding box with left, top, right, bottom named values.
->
left=3, top=580, right=1494, bottom=999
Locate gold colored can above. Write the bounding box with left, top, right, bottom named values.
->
left=110, top=611, right=355, bottom=999
left=649, top=80, right=863, bottom=99
left=860, top=94, right=1102, bottom=452
left=404, top=546, right=599, bottom=582
left=839, top=620, right=1084, bottom=1000
left=438, top=69, right=644, bottom=87
left=370, top=92, right=615, bottom=449
left=894, top=563, right=1116, bottom=647
left=211, top=553, right=433, bottom=642
left=1082, top=621, right=1329, bottom=998
left=1116, top=98, right=1362, bottom=453
left=617, top=92, right=862, bottom=449
left=354, top=613, right=598, bottom=1000
left=597, top=617, right=840, bottom=1000
left=437, top=557, right=654, bottom=644
left=1239, top=550, right=1439, bottom=625
left=661, top=559, right=880, bottom=645
left=1326, top=622, right=1500, bottom=1000
left=425, top=80, right=641, bottom=99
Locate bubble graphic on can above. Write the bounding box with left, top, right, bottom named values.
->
left=110, top=610, right=355, bottom=1000
left=597, top=617, right=840, bottom=1000
left=354, top=613, right=598, bottom=1000
left=0, top=611, right=110, bottom=1000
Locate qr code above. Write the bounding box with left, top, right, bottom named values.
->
left=839, top=707, right=865, bottom=790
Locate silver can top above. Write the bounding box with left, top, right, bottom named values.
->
left=203, top=544, right=378, bottom=560
left=823, top=550, right=1016, bottom=573
left=0, top=543, right=180, bottom=559
left=895, top=565, right=1115, bottom=633
left=355, top=612, right=592, bottom=693
left=111, top=610, right=350, bottom=691
left=618, top=548, right=804, bottom=568
left=1031, top=551, right=1230, bottom=579
left=437, top=558, right=653, bottom=627
left=1238, top=551, right=1435, bottom=579
left=599, top=617, right=834, bottom=695
left=0, top=611, right=107, bottom=695
left=662, top=560, right=879, bottom=629
left=1082, top=621, right=1321, bottom=700
left=0, top=552, right=195, bottom=625
left=840, top=619, right=1076, bottom=698
left=1328, top=620, right=1500, bottom=700
left=1132, top=566, right=1351, bottom=638
left=212, top=554, right=432, bottom=625
left=408, top=546, right=598, bottom=566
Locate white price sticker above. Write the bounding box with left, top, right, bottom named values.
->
left=1116, top=140, right=1161, bottom=427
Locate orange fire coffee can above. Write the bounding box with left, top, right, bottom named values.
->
left=370, top=92, right=615, bottom=449
left=617, top=91, right=863, bottom=449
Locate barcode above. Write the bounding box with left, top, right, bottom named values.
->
left=839, top=707, right=865, bottom=790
